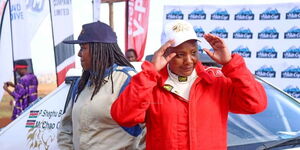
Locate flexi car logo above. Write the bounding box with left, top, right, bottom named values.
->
left=284, top=26, right=300, bottom=39
left=188, top=9, right=206, bottom=20
left=233, top=27, right=253, bottom=39
left=258, top=27, right=279, bottom=39
left=231, top=46, right=251, bottom=58
left=256, top=46, right=277, bottom=58
left=166, top=9, right=184, bottom=20
left=284, top=86, right=300, bottom=99
left=209, top=27, right=228, bottom=38
left=283, top=46, right=300, bottom=58
left=194, top=26, right=205, bottom=37
left=234, top=8, right=254, bottom=20
left=281, top=66, right=300, bottom=78
left=286, top=7, right=300, bottom=19
left=211, top=8, right=230, bottom=20
left=255, top=65, right=276, bottom=78
left=259, top=8, right=280, bottom=20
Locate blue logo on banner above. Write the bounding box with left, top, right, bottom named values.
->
left=256, top=46, right=277, bottom=58
left=284, top=86, right=300, bottom=98
left=283, top=46, right=300, bottom=58
left=26, top=0, right=45, bottom=12
left=233, top=27, right=253, bottom=39
left=194, top=26, right=205, bottom=37
left=284, top=26, right=300, bottom=39
left=258, top=27, right=279, bottom=39
left=166, top=9, right=184, bottom=20
left=281, top=66, right=300, bottom=78
left=188, top=9, right=206, bottom=20
left=211, top=9, right=230, bottom=20
left=286, top=7, right=300, bottom=19
left=232, top=46, right=251, bottom=58
left=235, top=8, right=254, bottom=20
left=255, top=65, right=276, bottom=78
left=259, top=8, right=280, bottom=20
left=209, top=27, right=228, bottom=38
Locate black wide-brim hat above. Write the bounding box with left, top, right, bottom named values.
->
left=63, top=21, right=117, bottom=44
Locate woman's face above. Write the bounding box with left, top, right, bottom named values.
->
left=78, top=43, right=92, bottom=71
left=168, top=40, right=198, bottom=77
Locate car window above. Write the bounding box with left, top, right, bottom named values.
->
left=228, top=78, right=300, bottom=147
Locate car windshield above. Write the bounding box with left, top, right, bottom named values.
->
left=227, top=78, right=300, bottom=147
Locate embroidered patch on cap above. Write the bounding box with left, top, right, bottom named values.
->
left=163, top=84, right=174, bottom=91
left=178, top=76, right=188, bottom=82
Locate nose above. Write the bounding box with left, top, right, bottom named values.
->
left=184, top=55, right=193, bottom=64
left=78, top=49, right=82, bottom=57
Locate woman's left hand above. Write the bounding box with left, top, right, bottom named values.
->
left=203, top=33, right=232, bottom=65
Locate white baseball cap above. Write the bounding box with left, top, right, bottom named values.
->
left=161, top=20, right=200, bottom=47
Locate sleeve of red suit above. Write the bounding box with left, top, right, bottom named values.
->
left=222, top=54, right=267, bottom=114
left=111, top=61, right=159, bottom=127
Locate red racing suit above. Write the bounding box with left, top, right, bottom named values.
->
left=111, top=54, right=267, bottom=150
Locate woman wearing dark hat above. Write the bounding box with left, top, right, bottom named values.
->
left=57, top=21, right=145, bottom=150
left=3, top=60, right=38, bottom=120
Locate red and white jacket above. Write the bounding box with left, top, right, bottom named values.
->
left=111, top=54, right=267, bottom=150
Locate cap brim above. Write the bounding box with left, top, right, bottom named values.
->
left=173, top=38, right=201, bottom=47
left=63, top=40, right=87, bottom=44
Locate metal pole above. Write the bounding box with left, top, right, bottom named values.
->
left=109, top=2, right=114, bottom=30
left=8, top=0, right=17, bottom=84
left=48, top=0, right=59, bottom=87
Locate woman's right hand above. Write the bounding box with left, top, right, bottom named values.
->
left=151, top=40, right=176, bottom=71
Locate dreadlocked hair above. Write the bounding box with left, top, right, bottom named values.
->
left=76, top=42, right=134, bottom=100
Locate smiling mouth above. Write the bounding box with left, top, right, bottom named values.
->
left=183, top=66, right=194, bottom=71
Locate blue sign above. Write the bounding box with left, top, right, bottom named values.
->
left=188, top=9, right=206, bottom=20
left=281, top=66, right=300, bottom=78
left=235, top=8, right=254, bottom=20
left=233, top=27, right=253, bottom=39
left=284, top=26, right=300, bottom=39
left=256, top=46, right=277, bottom=58
left=166, top=9, right=184, bottom=20
left=232, top=46, right=251, bottom=58
left=258, top=27, right=279, bottom=39
left=283, top=46, right=300, bottom=58
left=284, top=86, right=300, bottom=98
left=255, top=65, right=276, bottom=78
left=286, top=7, right=300, bottom=19
left=194, top=26, right=205, bottom=37
left=209, top=27, right=228, bottom=38
left=211, top=8, right=230, bottom=20
left=259, top=8, right=280, bottom=20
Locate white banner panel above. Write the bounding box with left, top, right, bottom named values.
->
left=10, top=0, right=49, bottom=60
left=164, top=3, right=300, bottom=100
left=0, top=2, right=12, bottom=101
left=50, top=0, right=73, bottom=45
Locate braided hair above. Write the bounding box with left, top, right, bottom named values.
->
left=77, top=42, right=134, bottom=100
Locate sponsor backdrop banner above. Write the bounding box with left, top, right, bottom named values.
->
left=125, top=0, right=150, bottom=61
left=164, top=3, right=300, bottom=100
left=50, top=0, right=75, bottom=85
